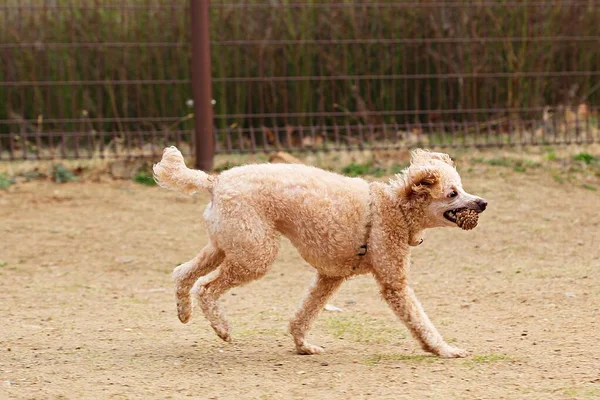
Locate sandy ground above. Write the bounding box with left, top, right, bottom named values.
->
left=1, top=163, right=599, bottom=400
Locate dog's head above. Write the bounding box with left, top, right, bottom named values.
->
left=392, top=149, right=487, bottom=230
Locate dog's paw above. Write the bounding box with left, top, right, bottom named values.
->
left=176, top=296, right=192, bottom=324
left=213, top=324, right=232, bottom=343
left=437, top=345, right=468, bottom=358
left=296, top=342, right=324, bottom=355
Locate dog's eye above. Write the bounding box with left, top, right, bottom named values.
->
left=448, top=191, right=458, bottom=198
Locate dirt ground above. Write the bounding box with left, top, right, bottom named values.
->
left=1, top=158, right=599, bottom=400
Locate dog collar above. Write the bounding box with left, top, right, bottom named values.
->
left=352, top=184, right=374, bottom=269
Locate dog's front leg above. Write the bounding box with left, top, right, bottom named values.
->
left=289, top=273, right=344, bottom=355
left=375, top=269, right=467, bottom=358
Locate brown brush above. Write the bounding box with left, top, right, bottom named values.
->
left=456, top=209, right=479, bottom=230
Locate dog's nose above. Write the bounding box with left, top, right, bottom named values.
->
left=476, top=198, right=488, bottom=211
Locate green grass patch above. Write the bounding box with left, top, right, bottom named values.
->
left=582, top=184, right=597, bottom=191
left=470, top=353, right=510, bottom=363
left=561, top=387, right=600, bottom=398
left=214, top=161, right=240, bottom=173
left=0, top=261, right=8, bottom=268
left=573, top=152, right=597, bottom=165
left=121, top=297, right=150, bottom=305
left=133, top=172, right=157, bottom=186
left=545, top=151, right=558, bottom=161
left=524, top=160, right=542, bottom=168
left=472, top=157, right=542, bottom=173
left=341, top=162, right=389, bottom=177
left=553, top=174, right=565, bottom=184
left=21, top=170, right=45, bottom=181
left=486, top=158, right=512, bottom=167
left=342, top=162, right=374, bottom=177
left=390, top=163, right=409, bottom=175
left=324, top=314, right=406, bottom=344
left=0, top=173, right=13, bottom=189
left=371, top=166, right=387, bottom=177
left=512, top=159, right=541, bottom=173
left=52, top=164, right=77, bottom=183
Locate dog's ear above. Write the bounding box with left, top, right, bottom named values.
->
left=406, top=166, right=442, bottom=197
left=390, top=163, right=443, bottom=198
left=410, top=149, right=455, bottom=168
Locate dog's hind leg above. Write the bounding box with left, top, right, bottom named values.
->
left=289, top=273, right=344, bottom=355
left=172, top=242, right=225, bottom=324
left=192, top=232, right=279, bottom=343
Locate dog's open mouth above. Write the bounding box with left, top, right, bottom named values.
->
left=444, top=208, right=480, bottom=230
left=443, top=208, right=465, bottom=223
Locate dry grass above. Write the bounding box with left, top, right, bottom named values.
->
left=2, top=1, right=600, bottom=153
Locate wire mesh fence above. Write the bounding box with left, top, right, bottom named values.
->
left=1, top=1, right=599, bottom=163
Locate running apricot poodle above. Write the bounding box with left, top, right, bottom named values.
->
left=153, top=147, right=487, bottom=358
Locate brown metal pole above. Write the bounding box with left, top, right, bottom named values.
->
left=190, top=0, right=214, bottom=171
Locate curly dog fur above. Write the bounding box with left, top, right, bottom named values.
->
left=153, top=147, right=487, bottom=358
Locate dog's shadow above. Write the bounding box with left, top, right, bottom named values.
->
left=152, top=339, right=443, bottom=375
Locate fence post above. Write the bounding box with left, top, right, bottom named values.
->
left=190, top=0, right=214, bottom=171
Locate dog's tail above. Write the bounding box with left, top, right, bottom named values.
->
left=153, top=146, right=214, bottom=195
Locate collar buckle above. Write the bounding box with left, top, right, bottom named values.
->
left=357, top=244, right=368, bottom=256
